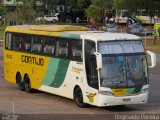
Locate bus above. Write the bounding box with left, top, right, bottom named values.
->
left=112, top=10, right=159, bottom=25
left=4, top=25, right=156, bottom=107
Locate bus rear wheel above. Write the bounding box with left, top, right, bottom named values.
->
left=24, top=75, right=33, bottom=93
left=74, top=87, right=87, bottom=108
left=16, top=73, right=25, bottom=91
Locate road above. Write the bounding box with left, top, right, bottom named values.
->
left=0, top=41, right=160, bottom=120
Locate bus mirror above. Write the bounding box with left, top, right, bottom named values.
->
left=146, top=51, right=156, bottom=68
left=94, top=52, right=102, bottom=70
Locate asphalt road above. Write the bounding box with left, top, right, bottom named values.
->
left=0, top=41, right=160, bottom=120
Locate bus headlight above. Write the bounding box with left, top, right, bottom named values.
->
left=140, top=88, right=148, bottom=94
left=99, top=90, right=113, bottom=96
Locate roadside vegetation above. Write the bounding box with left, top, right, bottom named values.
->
left=0, top=31, right=4, bottom=40
left=0, top=25, right=6, bottom=40
left=144, top=39, right=160, bottom=51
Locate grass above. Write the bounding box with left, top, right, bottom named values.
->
left=0, top=25, right=6, bottom=40
left=0, top=31, right=4, bottom=40
left=144, top=39, right=160, bottom=52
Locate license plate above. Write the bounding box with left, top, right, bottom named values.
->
left=123, top=98, right=131, bottom=102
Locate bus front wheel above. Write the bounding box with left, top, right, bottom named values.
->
left=74, top=87, right=87, bottom=108
left=24, top=75, right=33, bottom=93
left=16, top=73, right=25, bottom=91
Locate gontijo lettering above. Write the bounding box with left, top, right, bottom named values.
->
left=21, top=55, right=44, bottom=66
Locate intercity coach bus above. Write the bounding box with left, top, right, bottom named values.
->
left=4, top=25, right=156, bottom=107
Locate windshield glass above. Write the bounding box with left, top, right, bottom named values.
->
left=98, top=40, right=148, bottom=88
left=100, top=55, right=148, bottom=87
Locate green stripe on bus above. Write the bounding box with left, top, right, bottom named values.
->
left=127, top=88, right=135, bottom=94
left=49, top=59, right=70, bottom=88
left=60, top=33, right=80, bottom=39
left=132, top=86, right=142, bottom=93
left=41, top=58, right=70, bottom=88
left=41, top=58, right=60, bottom=86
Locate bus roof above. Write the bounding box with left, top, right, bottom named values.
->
left=5, top=25, right=141, bottom=41
left=5, top=25, right=88, bottom=32
left=63, top=31, right=141, bottom=41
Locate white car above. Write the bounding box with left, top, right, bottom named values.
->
left=35, top=13, right=59, bottom=22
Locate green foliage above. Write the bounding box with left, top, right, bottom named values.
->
left=114, top=0, right=160, bottom=12
left=0, top=31, right=4, bottom=40
left=0, top=7, right=7, bottom=16
left=40, top=0, right=91, bottom=22
left=85, top=5, right=101, bottom=20
left=16, top=0, right=37, bottom=24
left=85, top=0, right=114, bottom=23
left=91, top=0, right=113, bottom=10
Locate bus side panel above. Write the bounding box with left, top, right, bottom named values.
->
left=4, top=50, right=19, bottom=84
left=39, top=60, right=85, bottom=99
left=4, top=50, right=50, bottom=89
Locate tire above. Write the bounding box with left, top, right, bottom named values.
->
left=52, top=19, right=56, bottom=22
left=24, top=75, right=33, bottom=93
left=74, top=87, right=87, bottom=108
left=16, top=73, right=25, bottom=91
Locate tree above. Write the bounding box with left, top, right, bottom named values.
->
left=41, top=0, right=91, bottom=22
left=0, top=6, right=7, bottom=16
left=85, top=0, right=114, bottom=23
left=16, top=0, right=37, bottom=24
left=85, top=5, right=101, bottom=21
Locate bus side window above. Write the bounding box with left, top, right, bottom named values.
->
left=57, top=39, right=68, bottom=59
left=85, top=40, right=98, bottom=89
left=68, top=39, right=82, bottom=61
left=32, top=36, right=42, bottom=54
left=72, top=42, right=82, bottom=61
left=24, top=36, right=31, bottom=53
left=12, top=34, right=22, bottom=51
left=43, top=37, right=55, bottom=56
left=5, top=33, right=12, bottom=50
left=21, top=35, right=26, bottom=51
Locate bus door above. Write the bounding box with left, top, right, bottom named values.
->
left=84, top=40, right=99, bottom=105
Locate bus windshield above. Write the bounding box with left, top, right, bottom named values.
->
left=98, top=41, right=148, bottom=88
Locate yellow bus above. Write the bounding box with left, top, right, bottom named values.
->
left=4, top=25, right=156, bottom=107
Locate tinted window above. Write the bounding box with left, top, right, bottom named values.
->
left=57, top=39, right=69, bottom=59
left=5, top=33, right=83, bottom=62
left=43, top=37, right=56, bottom=56
left=5, top=33, right=12, bottom=50
left=22, top=35, right=32, bottom=52
left=12, top=33, right=21, bottom=51
left=32, top=36, right=42, bottom=54
left=69, top=40, right=82, bottom=61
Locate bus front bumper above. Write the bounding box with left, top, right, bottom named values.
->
left=97, top=92, right=148, bottom=107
